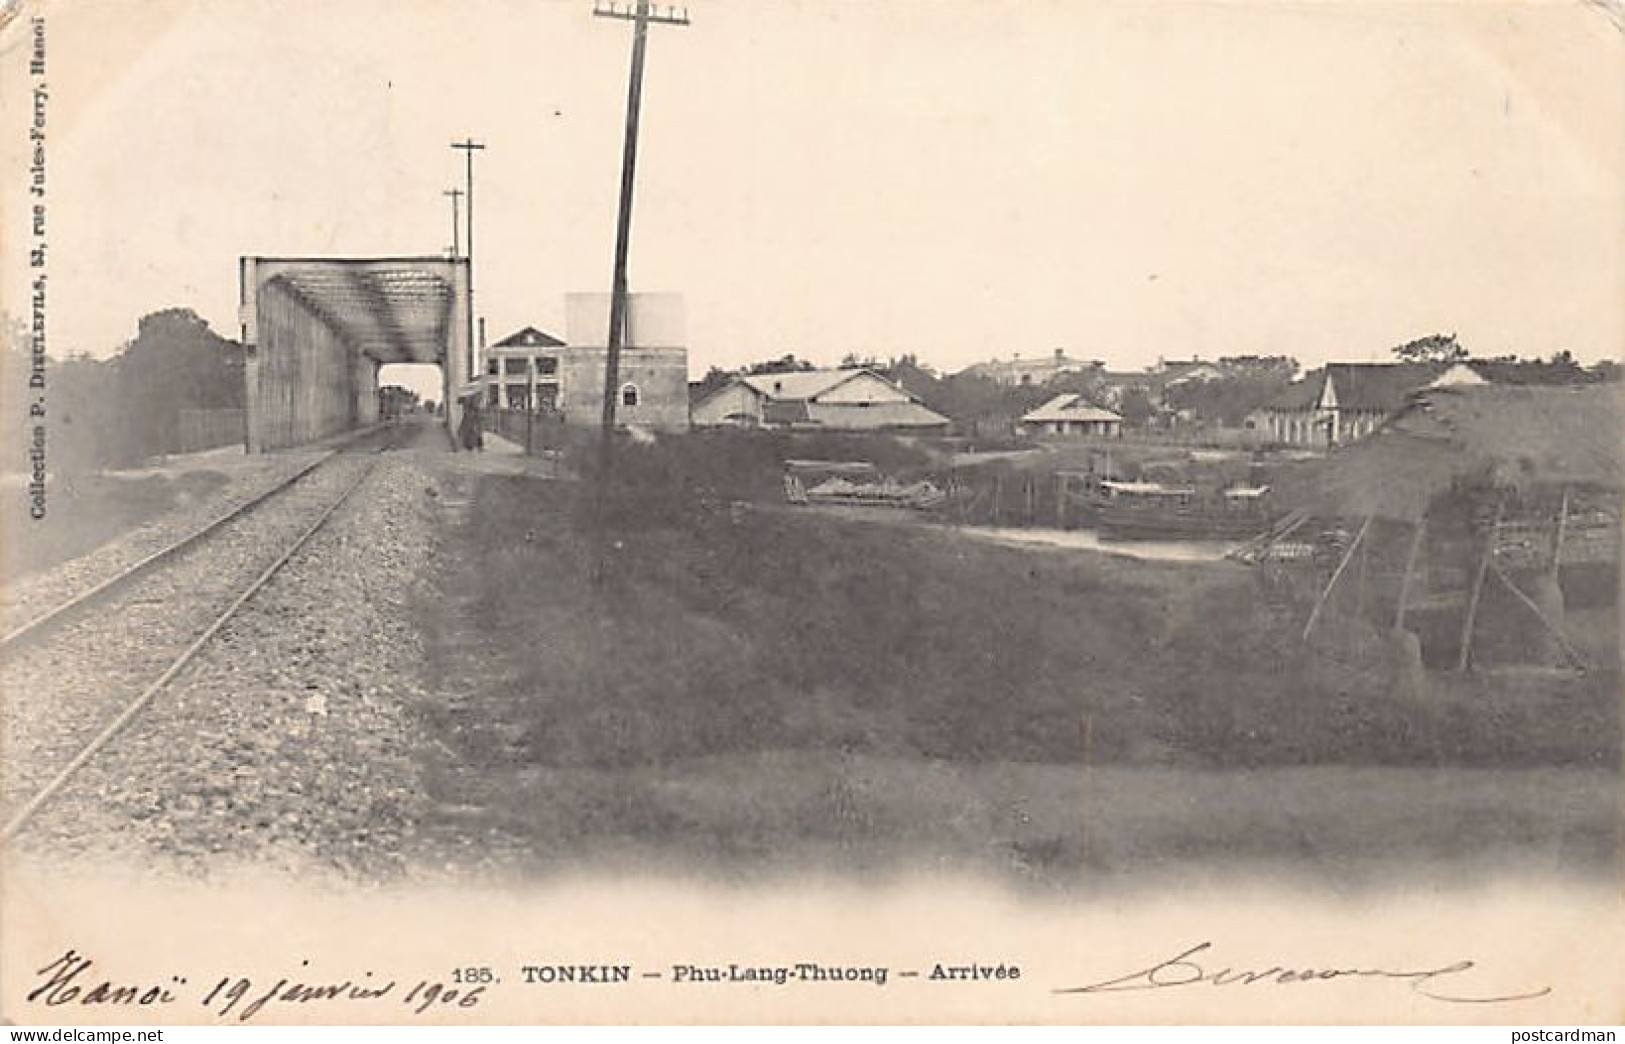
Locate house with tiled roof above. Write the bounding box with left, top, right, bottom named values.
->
left=1092, top=360, right=1223, bottom=423
left=1020, top=394, right=1123, bottom=438
left=1155, top=358, right=1226, bottom=386
left=1255, top=363, right=1444, bottom=447
left=692, top=368, right=949, bottom=432
left=958, top=349, right=1099, bottom=388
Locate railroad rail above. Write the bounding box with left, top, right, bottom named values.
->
left=1, top=452, right=336, bottom=650
left=0, top=424, right=406, bottom=651
left=0, top=427, right=408, bottom=843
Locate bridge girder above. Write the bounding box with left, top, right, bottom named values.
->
left=239, top=256, right=471, bottom=451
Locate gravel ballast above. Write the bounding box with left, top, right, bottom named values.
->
left=2, top=454, right=391, bottom=817
left=1, top=451, right=329, bottom=634
left=5, top=433, right=453, bottom=879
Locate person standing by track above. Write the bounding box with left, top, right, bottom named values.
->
left=457, top=395, right=485, bottom=452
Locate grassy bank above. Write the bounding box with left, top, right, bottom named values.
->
left=424, top=448, right=1619, bottom=773
left=409, top=451, right=1618, bottom=880
left=420, top=755, right=1619, bottom=883
left=2, top=469, right=231, bottom=580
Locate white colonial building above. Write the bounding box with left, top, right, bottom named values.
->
left=483, top=293, right=690, bottom=432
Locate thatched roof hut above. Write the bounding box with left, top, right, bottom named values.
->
left=1245, top=383, right=1621, bottom=673
left=1303, top=383, right=1623, bottom=522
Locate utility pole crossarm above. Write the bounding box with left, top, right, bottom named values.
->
left=592, top=1, right=690, bottom=25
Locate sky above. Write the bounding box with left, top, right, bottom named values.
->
left=2, top=0, right=1622, bottom=401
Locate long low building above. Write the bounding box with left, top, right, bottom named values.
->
left=693, top=368, right=950, bottom=432
left=1256, top=362, right=1442, bottom=447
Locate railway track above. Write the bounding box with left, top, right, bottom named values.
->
left=0, top=424, right=415, bottom=844
left=1, top=452, right=337, bottom=651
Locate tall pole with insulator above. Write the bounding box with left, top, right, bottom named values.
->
left=443, top=187, right=463, bottom=260
left=593, top=0, right=689, bottom=488
left=451, top=138, right=485, bottom=387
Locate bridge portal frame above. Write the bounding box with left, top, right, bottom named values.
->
left=239, top=256, right=471, bottom=452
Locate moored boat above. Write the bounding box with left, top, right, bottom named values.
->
left=1093, top=480, right=1273, bottom=541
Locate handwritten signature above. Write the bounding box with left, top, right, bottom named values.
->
left=1055, top=942, right=1552, bottom=1005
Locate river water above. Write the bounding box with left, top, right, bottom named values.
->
left=955, top=525, right=1242, bottom=563
left=797, top=504, right=1246, bottom=563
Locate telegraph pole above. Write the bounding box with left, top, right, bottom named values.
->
left=450, top=138, right=485, bottom=384
left=442, top=187, right=463, bottom=259
left=593, top=0, right=689, bottom=482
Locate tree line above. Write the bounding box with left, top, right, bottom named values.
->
left=5, top=308, right=245, bottom=471
left=693, top=335, right=1620, bottom=435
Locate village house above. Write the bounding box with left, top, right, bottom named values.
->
left=957, top=349, right=1098, bottom=387
left=1020, top=394, right=1123, bottom=438
left=1256, top=363, right=1442, bottom=447
left=691, top=367, right=949, bottom=432
left=1092, top=358, right=1223, bottom=424
left=1095, top=371, right=1148, bottom=410
left=1155, top=358, right=1226, bottom=387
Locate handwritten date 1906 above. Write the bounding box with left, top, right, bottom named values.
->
left=26, top=951, right=484, bottom=1022
left=201, top=964, right=484, bottom=1021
